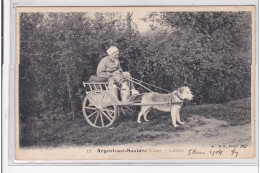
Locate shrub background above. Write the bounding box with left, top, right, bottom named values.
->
left=19, top=12, right=252, bottom=121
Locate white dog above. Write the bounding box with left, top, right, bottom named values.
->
left=137, top=87, right=193, bottom=127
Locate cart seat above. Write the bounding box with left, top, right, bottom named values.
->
left=88, top=75, right=107, bottom=82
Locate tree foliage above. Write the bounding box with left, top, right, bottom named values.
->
left=19, top=12, right=252, bottom=120
left=142, top=12, right=251, bottom=103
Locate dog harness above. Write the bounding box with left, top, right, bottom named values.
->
left=168, top=93, right=184, bottom=106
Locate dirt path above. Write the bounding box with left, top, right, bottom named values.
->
left=113, top=115, right=251, bottom=147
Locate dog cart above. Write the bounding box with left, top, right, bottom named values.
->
left=82, top=76, right=179, bottom=128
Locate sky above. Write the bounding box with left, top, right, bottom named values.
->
left=86, top=11, right=153, bottom=34
left=130, top=11, right=152, bottom=33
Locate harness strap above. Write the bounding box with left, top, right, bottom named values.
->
left=169, top=94, right=172, bottom=107
left=121, top=75, right=170, bottom=93
left=169, top=93, right=184, bottom=106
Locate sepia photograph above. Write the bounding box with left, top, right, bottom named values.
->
left=15, top=6, right=256, bottom=160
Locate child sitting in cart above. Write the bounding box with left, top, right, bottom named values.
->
left=97, top=46, right=139, bottom=101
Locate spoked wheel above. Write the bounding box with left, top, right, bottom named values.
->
left=82, top=90, right=117, bottom=128
left=118, top=105, right=136, bottom=117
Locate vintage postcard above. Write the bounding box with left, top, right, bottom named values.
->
left=15, top=6, right=256, bottom=161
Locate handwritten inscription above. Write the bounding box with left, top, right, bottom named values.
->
left=210, top=149, right=223, bottom=156
left=188, top=149, right=206, bottom=155
left=186, top=147, right=242, bottom=157
left=231, top=148, right=239, bottom=157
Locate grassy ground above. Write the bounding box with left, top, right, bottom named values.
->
left=20, top=97, right=251, bottom=147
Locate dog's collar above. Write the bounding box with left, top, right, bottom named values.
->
left=171, top=92, right=184, bottom=102
left=176, top=93, right=184, bottom=101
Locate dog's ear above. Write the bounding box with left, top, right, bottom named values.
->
left=178, top=87, right=184, bottom=94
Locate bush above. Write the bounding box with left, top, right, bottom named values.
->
left=19, top=12, right=252, bottom=121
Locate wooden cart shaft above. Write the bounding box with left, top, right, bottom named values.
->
left=116, top=102, right=183, bottom=106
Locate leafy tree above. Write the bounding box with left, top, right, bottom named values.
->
left=19, top=11, right=252, bottom=122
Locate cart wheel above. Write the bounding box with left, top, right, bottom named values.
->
left=82, top=90, right=117, bottom=128
left=118, top=105, right=136, bottom=116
